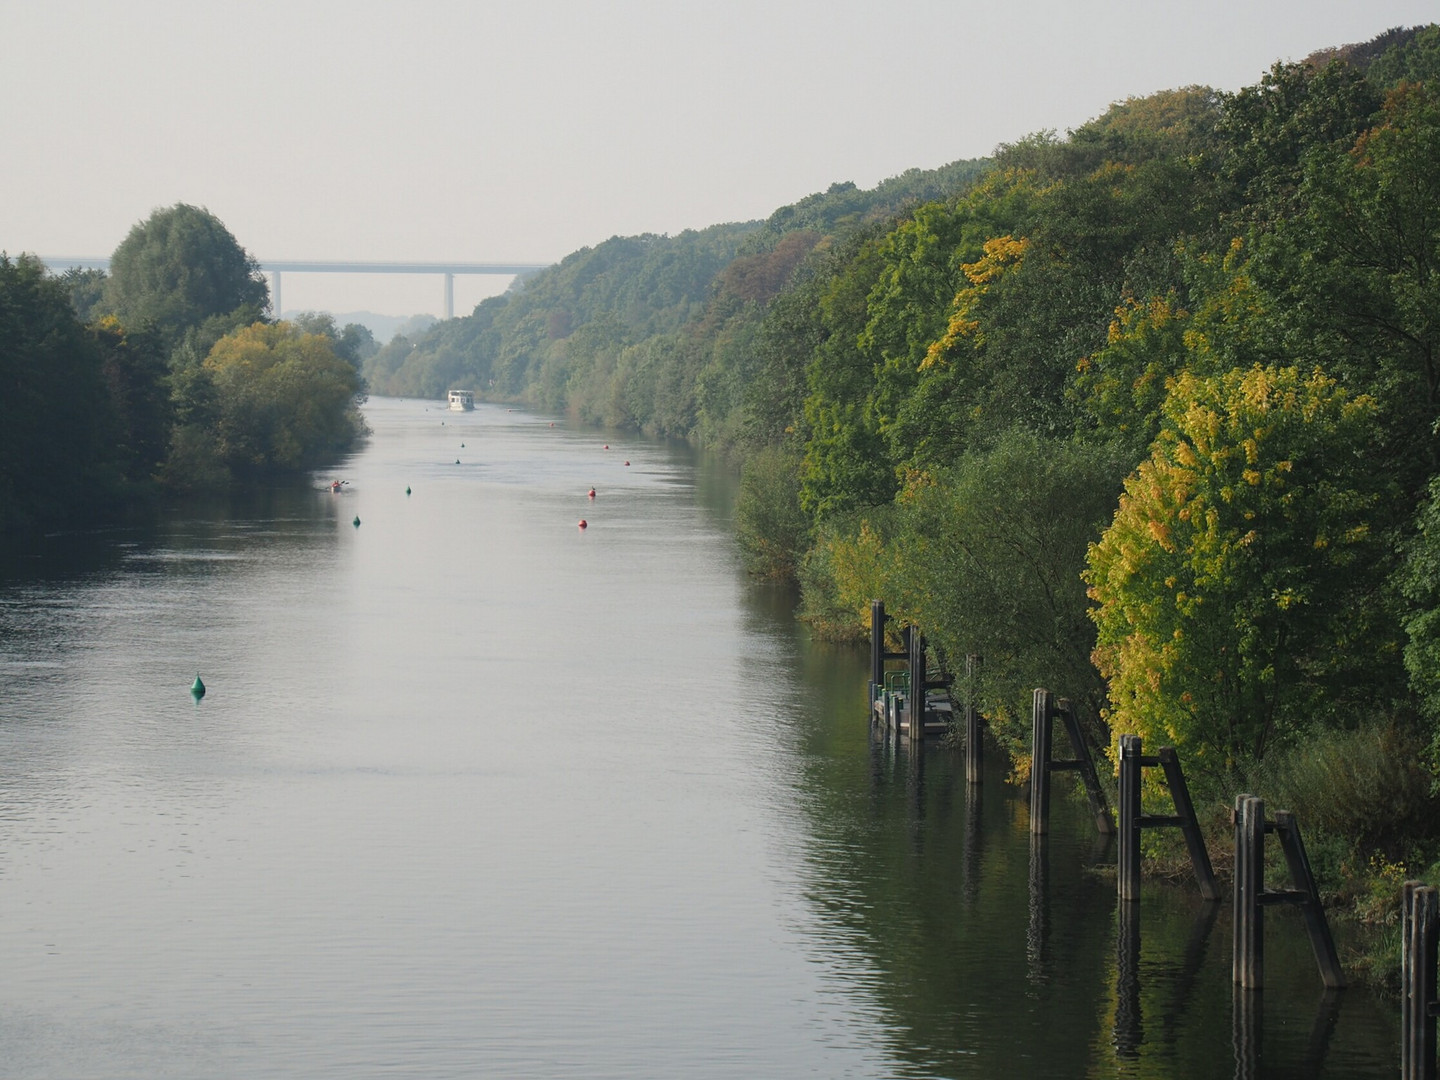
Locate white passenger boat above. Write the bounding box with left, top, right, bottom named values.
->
left=448, top=389, right=474, bottom=411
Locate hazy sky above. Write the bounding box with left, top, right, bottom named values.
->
left=4, top=1, right=1436, bottom=316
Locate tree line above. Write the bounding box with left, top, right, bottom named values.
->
left=1, top=204, right=371, bottom=536
left=376, top=24, right=1440, bottom=930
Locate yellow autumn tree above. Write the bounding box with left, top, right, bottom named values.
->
left=1085, top=364, right=1394, bottom=776
left=203, top=321, right=365, bottom=472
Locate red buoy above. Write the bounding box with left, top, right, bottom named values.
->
left=578, top=519, right=588, bottom=529
left=587, top=488, right=596, bottom=499
left=623, top=461, right=630, bottom=467
left=603, top=444, right=609, bottom=450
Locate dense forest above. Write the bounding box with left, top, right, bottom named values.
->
left=362, top=23, right=1440, bottom=959
left=8, top=23, right=1440, bottom=975
left=1, top=204, right=372, bottom=534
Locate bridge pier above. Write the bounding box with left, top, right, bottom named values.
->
left=445, top=272, right=453, bottom=319
left=271, top=270, right=282, bottom=319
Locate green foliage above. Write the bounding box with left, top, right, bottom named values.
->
left=89, top=317, right=171, bottom=485
left=60, top=266, right=109, bottom=323
left=734, top=447, right=809, bottom=581
left=882, top=433, right=1131, bottom=758
left=1086, top=365, right=1398, bottom=776
left=1217, top=59, right=1382, bottom=224
left=194, top=321, right=365, bottom=476
left=1250, top=717, right=1440, bottom=862
left=103, top=204, right=269, bottom=348
left=0, top=255, right=118, bottom=533
left=1360, top=24, right=1440, bottom=89
left=1247, top=80, right=1440, bottom=495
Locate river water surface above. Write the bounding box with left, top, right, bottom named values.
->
left=0, top=398, right=1401, bottom=1077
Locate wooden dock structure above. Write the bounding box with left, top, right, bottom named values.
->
left=868, top=601, right=954, bottom=740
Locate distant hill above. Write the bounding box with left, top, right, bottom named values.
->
left=285, top=310, right=436, bottom=344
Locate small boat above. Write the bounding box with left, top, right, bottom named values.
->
left=448, top=389, right=474, bottom=411
left=329, top=480, right=345, bottom=493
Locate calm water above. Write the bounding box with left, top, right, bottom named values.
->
left=0, top=398, right=1400, bottom=1078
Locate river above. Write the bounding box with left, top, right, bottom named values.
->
left=0, top=397, right=1400, bottom=1078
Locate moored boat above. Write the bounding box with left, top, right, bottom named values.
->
left=448, top=389, right=474, bottom=411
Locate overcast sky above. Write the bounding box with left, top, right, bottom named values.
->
left=4, top=1, right=1436, bottom=316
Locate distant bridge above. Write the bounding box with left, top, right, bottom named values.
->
left=40, top=257, right=552, bottom=319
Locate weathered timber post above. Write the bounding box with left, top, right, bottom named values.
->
left=1273, top=810, right=1344, bottom=989
left=1233, top=797, right=1342, bottom=990
left=1118, top=734, right=1143, bottom=902
left=964, top=654, right=983, bottom=785
left=1030, top=690, right=1114, bottom=835
left=1117, top=735, right=1219, bottom=902
left=907, top=626, right=926, bottom=744
left=1234, top=794, right=1265, bottom=989
left=1403, top=880, right=1439, bottom=1080
left=870, top=600, right=886, bottom=694
left=1030, top=689, right=1054, bottom=835
left=1161, top=747, right=1222, bottom=901
left=1056, top=699, right=1115, bottom=835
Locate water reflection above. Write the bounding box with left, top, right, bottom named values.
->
left=0, top=399, right=1407, bottom=1079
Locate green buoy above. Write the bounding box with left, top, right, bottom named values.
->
left=191, top=674, right=206, bottom=700
left=353, top=515, right=361, bottom=527
left=406, top=486, right=412, bottom=495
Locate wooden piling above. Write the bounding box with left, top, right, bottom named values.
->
left=1160, top=747, right=1221, bottom=902
left=908, top=626, right=926, bottom=745
left=1030, top=690, right=1113, bottom=836
left=1117, top=736, right=1219, bottom=902
left=964, top=654, right=983, bottom=784
left=1403, top=880, right=1439, bottom=1080
left=1118, top=734, right=1142, bottom=902
left=870, top=600, right=885, bottom=693
left=1233, top=797, right=1341, bottom=990
left=1233, top=794, right=1264, bottom=989
left=1030, top=689, right=1053, bottom=835
left=1273, top=810, right=1344, bottom=990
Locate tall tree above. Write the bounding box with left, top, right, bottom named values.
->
left=103, top=204, right=269, bottom=348
left=1086, top=365, right=1397, bottom=775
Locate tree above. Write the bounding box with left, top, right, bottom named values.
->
left=1085, top=365, right=1397, bottom=776
left=0, top=255, right=116, bottom=533
left=89, top=317, right=171, bottom=485
left=1248, top=81, right=1440, bottom=493
left=103, top=204, right=269, bottom=347
left=199, top=322, right=364, bottom=474
left=886, top=432, right=1131, bottom=759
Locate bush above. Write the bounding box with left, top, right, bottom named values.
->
left=735, top=447, right=810, bottom=581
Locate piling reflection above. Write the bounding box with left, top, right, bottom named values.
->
left=1115, top=900, right=1143, bottom=1058
left=1027, top=832, right=1051, bottom=984
left=1233, top=986, right=1263, bottom=1080
left=737, top=560, right=1399, bottom=1078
